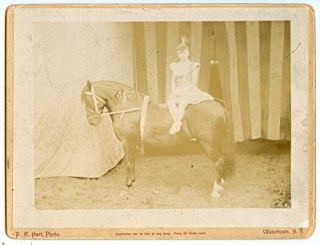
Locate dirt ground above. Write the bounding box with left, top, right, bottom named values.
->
left=35, top=140, right=290, bottom=209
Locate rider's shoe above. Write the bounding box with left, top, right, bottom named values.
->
left=169, top=121, right=182, bottom=135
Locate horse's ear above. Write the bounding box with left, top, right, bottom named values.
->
left=87, top=80, right=91, bottom=89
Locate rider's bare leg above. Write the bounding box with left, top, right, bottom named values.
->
left=169, top=102, right=187, bottom=135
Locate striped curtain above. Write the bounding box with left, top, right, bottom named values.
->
left=132, top=21, right=290, bottom=142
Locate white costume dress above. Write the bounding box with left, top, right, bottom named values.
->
left=167, top=61, right=214, bottom=134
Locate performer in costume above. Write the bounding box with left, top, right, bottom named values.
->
left=167, top=36, right=214, bottom=135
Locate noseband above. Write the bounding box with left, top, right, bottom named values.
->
left=84, top=85, right=107, bottom=120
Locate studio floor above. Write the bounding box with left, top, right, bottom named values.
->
left=35, top=140, right=290, bottom=209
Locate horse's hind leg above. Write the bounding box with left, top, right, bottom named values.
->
left=211, top=158, right=225, bottom=198
left=200, top=141, right=225, bottom=198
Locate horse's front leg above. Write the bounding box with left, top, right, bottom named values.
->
left=121, top=140, right=136, bottom=187
left=128, top=145, right=136, bottom=184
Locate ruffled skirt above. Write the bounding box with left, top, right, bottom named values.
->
left=168, top=85, right=213, bottom=105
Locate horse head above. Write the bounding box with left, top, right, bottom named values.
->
left=81, top=80, right=143, bottom=126
left=81, top=80, right=108, bottom=126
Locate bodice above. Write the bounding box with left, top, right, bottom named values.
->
left=170, top=61, right=200, bottom=88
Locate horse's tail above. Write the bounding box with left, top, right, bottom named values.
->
left=220, top=104, right=236, bottom=178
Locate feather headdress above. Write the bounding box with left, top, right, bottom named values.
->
left=177, top=35, right=189, bottom=51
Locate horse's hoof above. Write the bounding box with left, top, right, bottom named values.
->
left=131, top=175, right=136, bottom=183
left=211, top=181, right=224, bottom=197
left=126, top=179, right=133, bottom=187
left=211, top=190, right=221, bottom=198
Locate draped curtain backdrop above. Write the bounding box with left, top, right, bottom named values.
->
left=132, top=21, right=291, bottom=142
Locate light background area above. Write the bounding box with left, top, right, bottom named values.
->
left=1, top=0, right=319, bottom=244
left=34, top=22, right=132, bottom=178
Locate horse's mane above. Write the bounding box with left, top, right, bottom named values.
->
left=92, top=80, right=135, bottom=92
left=81, top=80, right=136, bottom=103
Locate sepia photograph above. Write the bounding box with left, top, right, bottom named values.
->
left=34, top=20, right=291, bottom=209
left=5, top=4, right=315, bottom=239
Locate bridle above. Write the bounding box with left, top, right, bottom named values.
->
left=84, top=84, right=150, bottom=153
left=84, top=85, right=147, bottom=118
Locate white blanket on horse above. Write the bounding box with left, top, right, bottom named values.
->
left=35, top=104, right=124, bottom=179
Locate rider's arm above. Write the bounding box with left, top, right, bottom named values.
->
left=169, top=63, right=177, bottom=93
left=171, top=74, right=177, bottom=94
left=190, top=62, right=200, bottom=87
